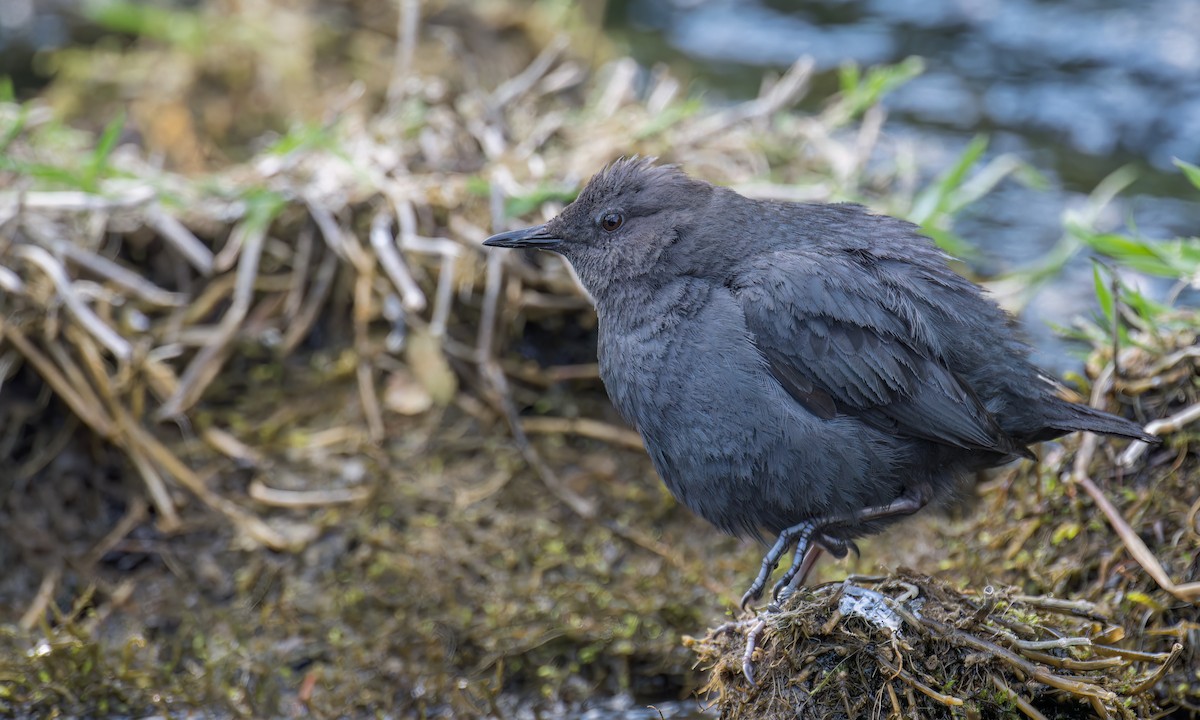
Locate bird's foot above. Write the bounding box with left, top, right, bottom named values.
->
left=735, top=533, right=853, bottom=685
left=715, top=606, right=781, bottom=686
left=739, top=527, right=809, bottom=610
left=741, top=616, right=769, bottom=686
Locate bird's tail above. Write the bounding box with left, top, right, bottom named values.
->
left=1047, top=400, right=1159, bottom=444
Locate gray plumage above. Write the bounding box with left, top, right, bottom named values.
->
left=484, top=158, right=1157, bottom=605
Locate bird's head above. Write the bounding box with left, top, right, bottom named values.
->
left=483, top=157, right=718, bottom=297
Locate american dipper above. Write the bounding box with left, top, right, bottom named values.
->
left=484, top=157, right=1157, bottom=608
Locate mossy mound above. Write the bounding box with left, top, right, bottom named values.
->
left=690, top=319, right=1199, bottom=718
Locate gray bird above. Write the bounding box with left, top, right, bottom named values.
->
left=484, top=158, right=1157, bottom=608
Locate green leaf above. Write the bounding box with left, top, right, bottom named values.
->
left=505, top=184, right=578, bottom=218
left=920, top=227, right=974, bottom=258
left=909, top=135, right=988, bottom=226
left=0, top=160, right=87, bottom=189
left=85, top=1, right=206, bottom=50
left=1092, top=264, right=1114, bottom=325
left=838, top=63, right=861, bottom=93
left=266, top=122, right=334, bottom=156
left=633, top=97, right=703, bottom=140
left=1175, top=158, right=1200, bottom=191
left=465, top=176, right=490, bottom=197
left=240, top=188, right=287, bottom=232
left=0, top=103, right=27, bottom=155
left=1012, top=162, right=1051, bottom=191
left=82, top=111, right=126, bottom=191
left=832, top=56, right=924, bottom=121
left=1075, top=229, right=1194, bottom=278
left=1121, top=281, right=1169, bottom=323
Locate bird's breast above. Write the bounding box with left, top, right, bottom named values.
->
left=596, top=279, right=778, bottom=456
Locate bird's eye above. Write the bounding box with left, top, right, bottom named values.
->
left=600, top=212, right=624, bottom=232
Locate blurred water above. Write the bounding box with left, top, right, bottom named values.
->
left=613, top=0, right=1200, bottom=170
left=608, top=0, right=1200, bottom=371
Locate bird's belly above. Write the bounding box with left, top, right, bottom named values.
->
left=597, top=285, right=912, bottom=538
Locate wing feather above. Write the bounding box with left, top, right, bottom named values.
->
left=736, top=250, right=1029, bottom=457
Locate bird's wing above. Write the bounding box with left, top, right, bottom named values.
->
left=734, top=250, right=1026, bottom=456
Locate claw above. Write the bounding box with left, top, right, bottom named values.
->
left=739, top=588, right=759, bottom=613
left=769, top=574, right=790, bottom=604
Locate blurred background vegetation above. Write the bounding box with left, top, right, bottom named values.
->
left=0, top=0, right=1196, bottom=717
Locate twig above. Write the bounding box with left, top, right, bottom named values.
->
left=595, top=58, right=639, bottom=118
left=124, top=441, right=181, bottom=531
left=520, top=416, right=644, bottom=450
left=489, top=35, right=569, bottom=111
left=158, top=219, right=267, bottom=418
left=1019, top=649, right=1124, bottom=671
left=202, top=426, right=266, bottom=466
left=119, top=404, right=313, bottom=550
left=1091, top=645, right=1176, bottom=663
left=480, top=359, right=595, bottom=520
left=281, top=248, right=339, bottom=354
left=248, top=480, right=371, bottom=508
left=68, top=326, right=183, bottom=527
left=0, top=321, right=115, bottom=437
left=14, top=245, right=132, bottom=361
left=376, top=202, right=427, bottom=311
left=923, top=616, right=1116, bottom=701
left=1072, top=469, right=1200, bottom=602
left=1012, top=637, right=1093, bottom=651
left=430, top=252, right=456, bottom=338
left=1120, top=400, right=1200, bottom=466
left=25, top=226, right=188, bottom=306
left=354, top=264, right=385, bottom=442
left=480, top=179, right=596, bottom=518
left=990, top=674, right=1050, bottom=720
left=5, top=186, right=155, bottom=212
left=672, top=56, right=815, bottom=145
left=308, top=197, right=372, bottom=270
left=872, top=651, right=965, bottom=707
left=1143, top=343, right=1200, bottom=377
left=1127, top=643, right=1183, bottom=695
left=477, top=253, right=505, bottom=360
left=0, top=264, right=24, bottom=294
left=503, top=361, right=601, bottom=386
left=387, top=0, right=420, bottom=102
left=19, top=563, right=63, bottom=631
left=284, top=223, right=314, bottom=318
left=145, top=204, right=215, bottom=275
left=1012, top=595, right=1107, bottom=622
left=1071, top=362, right=1200, bottom=602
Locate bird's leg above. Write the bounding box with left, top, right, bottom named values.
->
left=771, top=543, right=827, bottom=607
left=767, top=484, right=932, bottom=603
left=740, top=525, right=811, bottom=610
left=741, top=485, right=931, bottom=609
